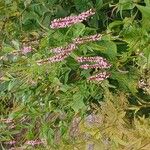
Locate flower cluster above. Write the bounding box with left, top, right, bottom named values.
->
left=76, top=56, right=105, bottom=63
left=69, top=117, right=81, bottom=138
left=77, top=56, right=111, bottom=69
left=51, top=43, right=76, bottom=54
left=4, top=141, right=16, bottom=145
left=1, top=118, right=13, bottom=123
left=0, top=45, right=32, bottom=61
left=4, top=139, right=46, bottom=148
left=22, top=46, right=32, bottom=54
left=37, top=52, right=70, bottom=65
left=138, top=79, right=147, bottom=89
left=50, top=9, right=95, bottom=29
left=1, top=118, right=15, bottom=129
left=73, top=34, right=102, bottom=44
left=85, top=114, right=103, bottom=127
left=26, top=139, right=45, bottom=146
left=37, top=8, right=103, bottom=66
left=37, top=8, right=111, bottom=82
left=80, top=63, right=111, bottom=69
left=138, top=78, right=150, bottom=94
left=87, top=71, right=110, bottom=81
left=76, top=56, right=111, bottom=82
left=36, top=33, right=102, bottom=65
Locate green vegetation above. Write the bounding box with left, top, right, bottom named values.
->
left=0, top=0, right=150, bottom=149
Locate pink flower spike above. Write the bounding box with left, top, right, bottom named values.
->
left=80, top=63, right=111, bottom=69
left=26, top=140, right=44, bottom=146
left=1, top=118, right=13, bottom=123
left=22, top=46, right=32, bottom=54
left=4, top=140, right=16, bottom=145
left=50, top=9, right=95, bottom=29
left=88, top=72, right=110, bottom=81
left=37, top=52, right=70, bottom=65
left=73, top=34, right=102, bottom=44
left=76, top=56, right=107, bottom=63
left=51, top=43, right=76, bottom=54
left=78, top=9, right=95, bottom=20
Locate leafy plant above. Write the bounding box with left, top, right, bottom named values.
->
left=0, top=0, right=150, bottom=149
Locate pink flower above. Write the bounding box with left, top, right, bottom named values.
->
left=85, top=114, right=103, bottom=126
left=51, top=43, right=76, bottom=54
left=76, top=56, right=111, bottom=81
left=80, top=63, right=111, bottom=69
left=22, top=46, right=32, bottom=54
left=4, top=140, right=16, bottom=145
left=26, top=140, right=44, bottom=146
left=78, top=9, right=95, bottom=20
left=76, top=56, right=111, bottom=69
left=8, top=123, right=16, bottom=129
left=73, top=34, right=102, bottom=44
left=37, top=52, right=70, bottom=65
left=138, top=79, right=147, bottom=89
left=1, top=118, right=13, bottom=123
left=88, top=71, right=110, bottom=81
left=50, top=9, right=95, bottom=29
left=76, top=56, right=107, bottom=63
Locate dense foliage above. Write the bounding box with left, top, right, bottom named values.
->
left=0, top=0, right=150, bottom=149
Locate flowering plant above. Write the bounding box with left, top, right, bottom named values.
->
left=37, top=9, right=111, bottom=82
left=0, top=0, right=150, bottom=149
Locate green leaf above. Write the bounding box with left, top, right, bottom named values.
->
left=117, top=0, right=135, bottom=18
left=74, top=0, right=93, bottom=12
left=60, top=84, right=71, bottom=92
left=1, top=45, right=14, bottom=54
left=88, top=15, right=99, bottom=29
left=12, top=40, right=20, bottom=50
left=65, top=23, right=85, bottom=39
left=0, top=81, right=9, bottom=92
left=71, top=93, right=86, bottom=112
left=90, top=40, right=117, bottom=59
left=118, top=0, right=135, bottom=10
left=8, top=80, right=15, bottom=91
left=22, top=11, right=39, bottom=24
left=55, top=5, right=68, bottom=17
left=136, top=5, right=150, bottom=18
left=111, top=71, right=138, bottom=94
left=136, top=5, right=150, bottom=30
left=108, top=21, right=123, bottom=30
left=144, top=0, right=150, bottom=6
left=96, top=0, right=103, bottom=10
left=73, top=23, right=85, bottom=37
left=143, top=45, right=150, bottom=69
left=64, top=69, right=71, bottom=84
left=24, top=0, right=32, bottom=7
